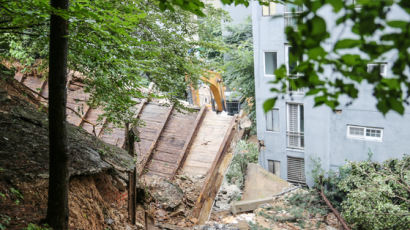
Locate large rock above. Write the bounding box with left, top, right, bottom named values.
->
left=241, top=163, right=291, bottom=201
left=144, top=176, right=184, bottom=211
left=0, top=77, right=134, bottom=183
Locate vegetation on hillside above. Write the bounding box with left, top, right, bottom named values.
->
left=300, top=155, right=410, bottom=229
left=223, top=18, right=255, bottom=132
left=249, top=155, right=409, bottom=229
left=226, top=140, right=259, bottom=188
left=196, top=9, right=256, bottom=131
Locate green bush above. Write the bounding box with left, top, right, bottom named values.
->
left=312, top=155, right=410, bottom=229
left=225, top=140, right=258, bottom=188
left=338, top=156, right=410, bottom=229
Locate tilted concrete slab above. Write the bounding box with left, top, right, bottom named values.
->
left=241, top=163, right=292, bottom=201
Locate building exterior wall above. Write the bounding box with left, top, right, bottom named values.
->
left=251, top=2, right=410, bottom=186
left=222, top=4, right=252, bottom=26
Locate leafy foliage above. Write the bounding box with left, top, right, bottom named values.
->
left=157, top=0, right=277, bottom=16
left=226, top=140, right=259, bottom=188
left=24, top=223, right=51, bottom=230
left=195, top=5, right=230, bottom=68
left=223, top=18, right=256, bottom=132
left=263, top=0, right=410, bottom=115
left=195, top=8, right=256, bottom=130
left=0, top=214, right=11, bottom=230
left=313, top=155, right=410, bottom=229
left=338, top=156, right=410, bottom=229
left=1, top=0, right=208, bottom=126
left=9, top=187, right=23, bottom=205
left=255, top=190, right=329, bottom=229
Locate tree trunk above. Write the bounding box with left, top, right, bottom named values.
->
left=46, top=0, right=70, bottom=229
left=127, top=128, right=136, bottom=224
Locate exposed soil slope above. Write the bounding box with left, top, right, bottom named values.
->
left=0, top=75, right=138, bottom=229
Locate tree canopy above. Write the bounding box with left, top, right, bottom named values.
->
left=222, top=18, right=256, bottom=130
left=1, top=0, right=209, bottom=126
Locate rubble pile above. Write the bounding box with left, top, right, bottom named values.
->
left=206, top=163, right=342, bottom=230
left=141, top=174, right=207, bottom=228
left=208, top=188, right=342, bottom=230
left=213, top=180, right=242, bottom=212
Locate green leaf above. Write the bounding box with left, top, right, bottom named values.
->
left=311, top=16, right=327, bottom=37
left=263, top=98, right=277, bottom=113
left=306, top=88, right=321, bottom=96
left=387, top=20, right=408, bottom=29
left=314, top=95, right=327, bottom=107
left=327, top=0, right=343, bottom=12
left=308, top=47, right=326, bottom=59
left=376, top=100, right=389, bottom=115
left=340, top=54, right=361, bottom=65
left=388, top=97, right=404, bottom=115
left=334, top=39, right=361, bottom=50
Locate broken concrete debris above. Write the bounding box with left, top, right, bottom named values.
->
left=231, top=197, right=274, bottom=215
left=213, top=180, right=242, bottom=212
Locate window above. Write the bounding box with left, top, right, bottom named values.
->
left=266, top=109, right=279, bottom=132
left=264, top=52, right=278, bottom=76
left=284, top=13, right=298, bottom=28
left=284, top=3, right=302, bottom=28
left=268, top=160, right=281, bottom=177
left=287, top=103, right=304, bottom=149
left=284, top=3, right=303, bottom=13
left=347, top=125, right=383, bottom=141
left=287, top=156, right=305, bottom=184
left=285, top=45, right=303, bottom=93
left=285, top=45, right=298, bottom=75
left=262, top=2, right=276, bottom=16
left=367, top=63, right=387, bottom=77
left=226, top=100, right=240, bottom=115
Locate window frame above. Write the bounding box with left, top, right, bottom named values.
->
left=263, top=51, right=278, bottom=77
left=283, top=3, right=303, bottom=29
left=262, top=2, right=276, bottom=16
left=286, top=103, right=304, bottom=149
left=346, top=125, right=383, bottom=142
left=268, top=160, right=281, bottom=177
left=266, top=108, right=280, bottom=132
left=287, top=156, right=306, bottom=184
left=285, top=44, right=304, bottom=93
left=367, top=63, right=388, bottom=77
left=284, top=3, right=303, bottom=14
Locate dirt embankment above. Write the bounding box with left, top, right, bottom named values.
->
left=0, top=75, right=138, bottom=229
left=1, top=173, right=133, bottom=230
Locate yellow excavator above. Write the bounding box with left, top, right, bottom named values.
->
left=190, top=71, right=226, bottom=112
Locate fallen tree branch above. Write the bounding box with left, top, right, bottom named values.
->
left=318, top=188, right=351, bottom=230
left=273, top=186, right=301, bottom=198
